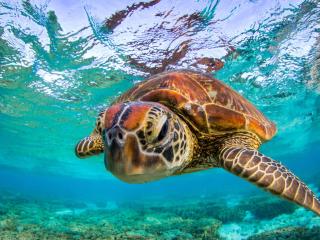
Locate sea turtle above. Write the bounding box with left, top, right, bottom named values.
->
left=75, top=70, right=320, bottom=215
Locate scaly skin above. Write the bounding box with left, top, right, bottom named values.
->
left=179, top=131, right=320, bottom=216
left=75, top=134, right=103, bottom=158
left=75, top=111, right=105, bottom=158
left=218, top=144, right=320, bottom=215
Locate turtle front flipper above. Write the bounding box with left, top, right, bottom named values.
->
left=75, top=134, right=104, bottom=158
left=218, top=146, right=320, bottom=215
left=75, top=111, right=105, bottom=158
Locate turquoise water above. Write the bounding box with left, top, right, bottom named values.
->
left=1, top=0, right=320, bottom=239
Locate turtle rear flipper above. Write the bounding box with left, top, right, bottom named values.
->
left=218, top=146, right=320, bottom=216
left=75, top=134, right=104, bottom=158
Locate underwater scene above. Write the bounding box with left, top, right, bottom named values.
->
left=1, top=0, right=320, bottom=239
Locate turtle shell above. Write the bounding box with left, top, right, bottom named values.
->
left=116, top=70, right=276, bottom=141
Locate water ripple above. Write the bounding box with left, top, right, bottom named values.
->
left=0, top=0, right=319, bottom=177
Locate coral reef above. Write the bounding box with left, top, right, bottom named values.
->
left=248, top=226, right=320, bottom=240
left=0, top=192, right=222, bottom=240
left=0, top=191, right=319, bottom=239
left=237, top=196, right=297, bottom=220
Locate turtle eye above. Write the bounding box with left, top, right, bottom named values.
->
left=157, top=119, right=169, bottom=142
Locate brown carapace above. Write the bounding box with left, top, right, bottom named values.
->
left=75, top=70, right=320, bottom=215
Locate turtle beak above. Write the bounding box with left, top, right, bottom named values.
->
left=105, top=138, right=123, bottom=171
left=104, top=126, right=125, bottom=169
left=104, top=128, right=141, bottom=182
left=104, top=127, right=166, bottom=183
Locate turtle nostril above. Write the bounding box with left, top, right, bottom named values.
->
left=118, top=132, right=123, bottom=140
left=106, top=127, right=124, bottom=144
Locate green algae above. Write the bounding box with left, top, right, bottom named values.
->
left=1, top=190, right=320, bottom=240
left=0, top=192, right=222, bottom=239
left=248, top=227, right=320, bottom=240
left=237, top=196, right=297, bottom=220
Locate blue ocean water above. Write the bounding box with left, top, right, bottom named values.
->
left=0, top=0, right=320, bottom=239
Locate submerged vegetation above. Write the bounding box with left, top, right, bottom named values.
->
left=0, top=189, right=320, bottom=240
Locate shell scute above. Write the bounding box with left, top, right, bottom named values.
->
left=115, top=70, right=277, bottom=141
left=140, top=89, right=188, bottom=107
left=156, top=72, right=212, bottom=104
left=204, top=104, right=246, bottom=132
left=182, top=103, right=208, bottom=133
left=185, top=71, right=277, bottom=140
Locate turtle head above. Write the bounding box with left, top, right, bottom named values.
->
left=103, top=101, right=193, bottom=183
